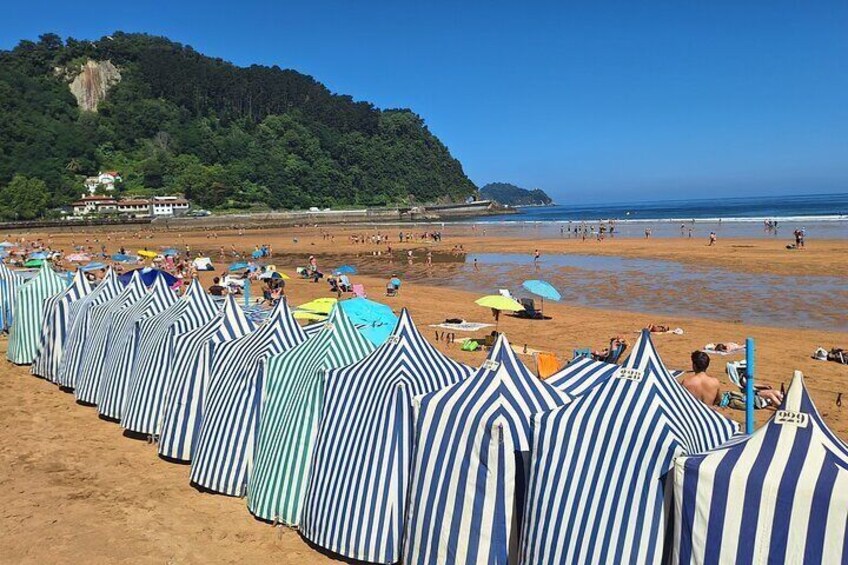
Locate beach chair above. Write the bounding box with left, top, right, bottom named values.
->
left=572, top=347, right=592, bottom=359
left=352, top=283, right=366, bottom=298
left=726, top=361, right=771, bottom=409
left=517, top=298, right=544, bottom=319
left=602, top=341, right=627, bottom=364
left=534, top=352, right=560, bottom=379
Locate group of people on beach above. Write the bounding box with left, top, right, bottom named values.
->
left=560, top=221, right=616, bottom=241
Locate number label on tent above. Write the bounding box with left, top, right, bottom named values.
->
left=775, top=410, right=809, bottom=428
left=615, top=368, right=644, bottom=382
left=483, top=360, right=501, bottom=372
left=387, top=335, right=400, bottom=345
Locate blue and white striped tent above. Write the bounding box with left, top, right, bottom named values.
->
left=7, top=262, right=68, bottom=365
left=519, top=329, right=738, bottom=565
left=96, top=274, right=177, bottom=420
left=55, top=268, right=123, bottom=389
left=158, top=295, right=256, bottom=462
left=404, top=334, right=572, bottom=565
left=0, top=260, right=22, bottom=331
left=545, top=354, right=622, bottom=397
left=300, top=309, right=473, bottom=564
left=74, top=271, right=148, bottom=405
left=247, top=305, right=374, bottom=526
left=122, top=280, right=217, bottom=436
left=190, top=299, right=306, bottom=496
left=30, top=269, right=93, bottom=381
left=673, top=371, right=848, bottom=564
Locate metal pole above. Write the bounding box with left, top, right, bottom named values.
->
left=745, top=337, right=755, bottom=434
left=244, top=278, right=251, bottom=308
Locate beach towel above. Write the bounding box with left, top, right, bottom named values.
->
left=430, top=321, right=494, bottom=332
left=535, top=352, right=560, bottom=378
left=702, top=342, right=745, bottom=355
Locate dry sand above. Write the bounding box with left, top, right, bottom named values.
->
left=1, top=223, right=846, bottom=563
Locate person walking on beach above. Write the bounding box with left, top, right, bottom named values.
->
left=708, top=232, right=717, bottom=246
left=533, top=249, right=541, bottom=263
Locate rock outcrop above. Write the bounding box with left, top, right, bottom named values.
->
left=68, top=60, right=121, bottom=112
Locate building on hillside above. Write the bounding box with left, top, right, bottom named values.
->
left=84, top=171, right=122, bottom=194
left=71, top=194, right=190, bottom=218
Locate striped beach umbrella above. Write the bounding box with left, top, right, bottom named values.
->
left=74, top=271, right=148, bottom=405
left=519, top=330, right=738, bottom=565
left=673, top=371, right=848, bottom=564
left=403, top=334, right=571, bottom=565
left=96, top=274, right=178, bottom=420
left=247, top=305, right=374, bottom=525
left=300, top=309, right=473, bottom=564
left=189, top=299, right=307, bottom=496
left=121, top=280, right=217, bottom=436
left=30, top=270, right=93, bottom=380
left=0, top=261, right=23, bottom=331
left=55, top=269, right=123, bottom=389
left=158, top=295, right=256, bottom=462
left=7, top=262, right=67, bottom=365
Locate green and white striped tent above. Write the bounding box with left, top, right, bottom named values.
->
left=0, top=261, right=23, bottom=331
left=7, top=262, right=67, bottom=365
left=247, top=305, right=374, bottom=525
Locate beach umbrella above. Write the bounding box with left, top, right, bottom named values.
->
left=522, top=279, right=561, bottom=317
left=0, top=241, right=16, bottom=247
left=162, top=248, right=179, bottom=257
left=258, top=271, right=289, bottom=280
left=229, top=261, right=249, bottom=272
left=293, top=310, right=328, bottom=321
left=297, top=297, right=338, bottom=315
left=137, top=250, right=158, bottom=259
left=24, top=258, right=43, bottom=268
left=112, top=253, right=134, bottom=262
left=79, top=262, right=106, bottom=271
left=29, top=251, right=49, bottom=260
left=252, top=249, right=263, bottom=259
left=335, top=265, right=357, bottom=274
left=66, top=252, right=91, bottom=262
left=119, top=267, right=178, bottom=287
left=475, top=294, right=523, bottom=331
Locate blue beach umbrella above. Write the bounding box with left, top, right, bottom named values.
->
left=119, top=267, right=178, bottom=287
left=162, top=248, right=180, bottom=257
left=229, top=261, right=249, bottom=272
left=522, top=279, right=562, bottom=301
left=29, top=251, right=49, bottom=260
left=79, top=262, right=107, bottom=271
left=336, top=265, right=357, bottom=275
left=112, top=253, right=134, bottom=263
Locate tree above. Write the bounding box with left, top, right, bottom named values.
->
left=0, top=174, right=50, bottom=220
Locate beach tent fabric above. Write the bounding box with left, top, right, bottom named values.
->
left=300, top=309, right=473, bottom=564
left=0, top=261, right=22, bottom=331
left=30, top=270, right=93, bottom=380
left=158, top=295, right=255, bottom=461
left=545, top=355, right=622, bottom=397
left=96, top=275, right=177, bottom=420
left=55, top=269, right=123, bottom=389
left=7, top=263, right=67, bottom=364
left=403, top=334, right=572, bottom=565
left=247, top=305, right=374, bottom=525
left=190, top=299, right=307, bottom=496
left=519, top=330, right=738, bottom=565
left=121, top=281, right=217, bottom=435
left=673, top=371, right=848, bottom=565
left=74, top=271, right=148, bottom=404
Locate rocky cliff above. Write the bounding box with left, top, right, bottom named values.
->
left=68, top=60, right=121, bottom=112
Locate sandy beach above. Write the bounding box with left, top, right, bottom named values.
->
left=1, top=223, right=846, bottom=563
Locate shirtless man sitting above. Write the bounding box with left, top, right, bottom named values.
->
left=681, top=351, right=722, bottom=405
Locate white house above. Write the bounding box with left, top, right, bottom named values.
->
left=151, top=196, right=190, bottom=216
left=71, top=194, right=118, bottom=216
left=84, top=171, right=122, bottom=194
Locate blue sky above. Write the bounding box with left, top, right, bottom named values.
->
left=3, top=1, right=847, bottom=203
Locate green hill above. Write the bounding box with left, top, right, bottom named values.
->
left=479, top=182, right=552, bottom=206
left=0, top=32, right=477, bottom=219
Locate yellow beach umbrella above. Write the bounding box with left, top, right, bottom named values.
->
left=474, top=295, right=523, bottom=312
left=137, top=250, right=158, bottom=259
left=297, top=297, right=338, bottom=315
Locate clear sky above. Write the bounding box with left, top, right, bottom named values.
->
left=3, top=1, right=847, bottom=203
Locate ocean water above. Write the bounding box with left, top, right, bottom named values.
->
left=470, top=192, right=848, bottom=239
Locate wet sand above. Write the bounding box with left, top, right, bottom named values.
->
left=1, top=223, right=846, bottom=563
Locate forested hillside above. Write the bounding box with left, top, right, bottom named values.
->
left=0, top=32, right=477, bottom=218
left=480, top=182, right=552, bottom=206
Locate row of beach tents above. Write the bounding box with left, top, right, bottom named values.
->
left=3, top=260, right=847, bottom=564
